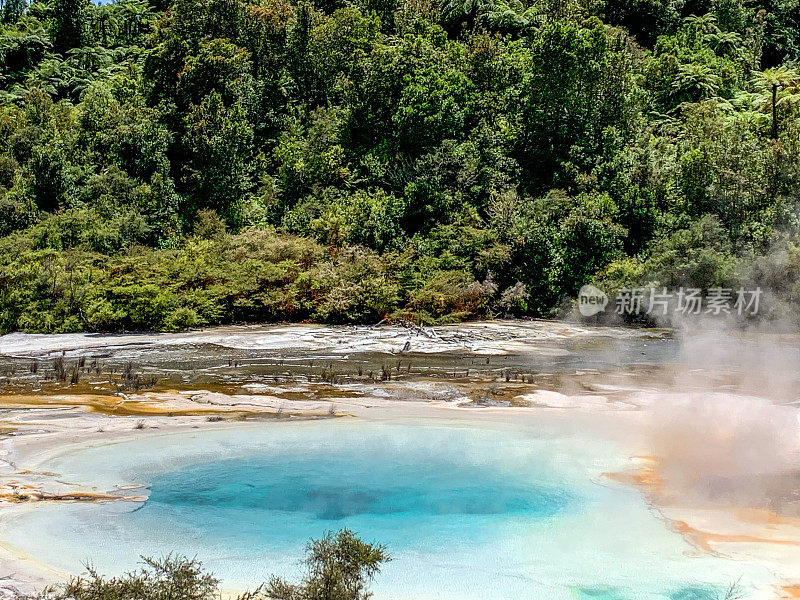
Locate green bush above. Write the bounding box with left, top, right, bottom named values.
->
left=21, top=530, right=390, bottom=600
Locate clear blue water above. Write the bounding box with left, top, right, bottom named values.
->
left=2, top=420, right=772, bottom=599
left=148, top=453, right=571, bottom=519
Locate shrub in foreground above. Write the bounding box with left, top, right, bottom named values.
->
left=21, top=530, right=389, bottom=600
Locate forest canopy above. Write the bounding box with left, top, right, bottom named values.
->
left=0, top=0, right=799, bottom=331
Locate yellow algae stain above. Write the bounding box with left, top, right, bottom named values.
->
left=0, top=392, right=279, bottom=418
left=603, top=456, right=664, bottom=496
left=0, top=491, right=147, bottom=504
left=732, top=508, right=800, bottom=530
left=781, top=584, right=800, bottom=599
left=669, top=520, right=800, bottom=554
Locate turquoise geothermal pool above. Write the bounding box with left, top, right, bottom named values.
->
left=2, top=419, right=772, bottom=599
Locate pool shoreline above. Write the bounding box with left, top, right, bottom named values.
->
left=0, top=397, right=797, bottom=599
left=1, top=322, right=800, bottom=599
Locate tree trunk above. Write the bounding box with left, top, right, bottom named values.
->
left=771, top=83, right=778, bottom=140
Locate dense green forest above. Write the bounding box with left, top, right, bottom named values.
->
left=0, top=0, right=798, bottom=331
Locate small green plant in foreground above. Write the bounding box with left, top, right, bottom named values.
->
left=21, top=529, right=389, bottom=600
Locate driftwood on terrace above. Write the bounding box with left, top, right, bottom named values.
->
left=373, top=318, right=437, bottom=339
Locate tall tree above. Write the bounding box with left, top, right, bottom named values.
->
left=754, top=66, right=799, bottom=139
left=50, top=0, right=88, bottom=52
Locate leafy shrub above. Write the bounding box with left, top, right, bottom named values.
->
left=20, top=530, right=390, bottom=600
left=408, top=269, right=496, bottom=319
